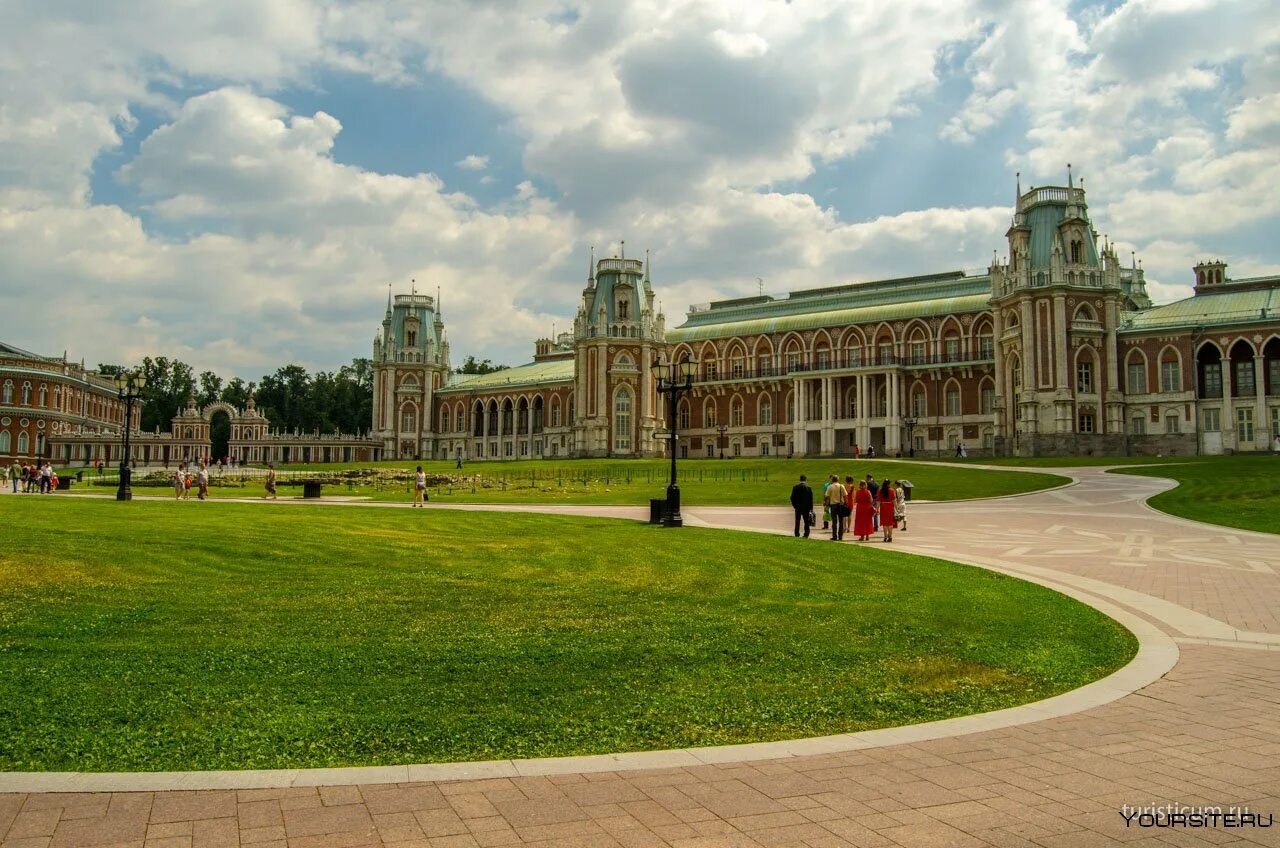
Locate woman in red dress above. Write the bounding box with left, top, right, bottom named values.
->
left=852, top=481, right=875, bottom=541
left=879, top=478, right=897, bottom=542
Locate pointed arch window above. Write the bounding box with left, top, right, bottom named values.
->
left=613, top=388, right=632, bottom=452
left=2, top=381, right=11, bottom=404
left=759, top=397, right=772, bottom=426
left=678, top=399, right=690, bottom=430
left=730, top=397, right=744, bottom=427
left=703, top=398, right=717, bottom=428
left=1160, top=354, right=1181, bottom=393
left=945, top=384, right=961, bottom=416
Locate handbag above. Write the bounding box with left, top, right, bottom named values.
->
left=808, top=511, right=816, bottom=526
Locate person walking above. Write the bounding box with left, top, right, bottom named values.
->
left=182, top=467, right=192, bottom=500
left=879, top=478, right=897, bottom=542
left=852, top=481, right=875, bottom=541
left=196, top=464, right=209, bottom=500
left=456, top=452, right=463, bottom=470
left=264, top=463, right=278, bottom=499
left=40, top=462, right=53, bottom=494
left=824, top=475, right=847, bottom=541
left=172, top=465, right=185, bottom=500
left=893, top=480, right=907, bottom=532
left=413, top=465, right=427, bottom=507
left=843, top=475, right=856, bottom=538
left=820, top=476, right=832, bottom=530
left=790, top=474, right=814, bottom=538
left=7, top=461, right=18, bottom=493
left=865, top=474, right=879, bottom=533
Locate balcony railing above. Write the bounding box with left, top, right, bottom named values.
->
left=697, top=351, right=995, bottom=383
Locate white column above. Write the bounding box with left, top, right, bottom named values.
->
left=1222, top=357, right=1235, bottom=450
left=1254, top=355, right=1268, bottom=447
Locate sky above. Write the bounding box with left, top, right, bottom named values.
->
left=2, top=0, right=1278, bottom=380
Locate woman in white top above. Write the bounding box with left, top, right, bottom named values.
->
left=893, top=481, right=907, bottom=532
left=413, top=466, right=427, bottom=507
left=173, top=466, right=185, bottom=500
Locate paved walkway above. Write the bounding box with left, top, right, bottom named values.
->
left=4, top=467, right=1280, bottom=847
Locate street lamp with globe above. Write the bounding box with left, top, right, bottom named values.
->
left=650, top=356, right=697, bottom=527
left=113, top=369, right=147, bottom=501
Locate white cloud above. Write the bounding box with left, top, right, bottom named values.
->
left=0, top=0, right=1277, bottom=379
left=456, top=154, right=489, bottom=171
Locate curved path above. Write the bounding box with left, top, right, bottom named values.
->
left=4, top=467, right=1280, bottom=847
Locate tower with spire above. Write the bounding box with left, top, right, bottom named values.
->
left=988, top=166, right=1134, bottom=454
left=571, top=242, right=666, bottom=456
left=371, top=281, right=451, bottom=459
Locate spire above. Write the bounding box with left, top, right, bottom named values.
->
left=620, top=239, right=625, bottom=261
left=644, top=248, right=650, bottom=283
left=1067, top=163, right=1073, bottom=189
left=1015, top=171, right=1022, bottom=211
left=435, top=286, right=443, bottom=323
left=587, top=245, right=595, bottom=285
left=385, top=284, right=392, bottom=317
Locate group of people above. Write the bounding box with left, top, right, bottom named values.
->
left=170, top=462, right=211, bottom=500
left=790, top=473, right=907, bottom=542
left=6, top=460, right=58, bottom=494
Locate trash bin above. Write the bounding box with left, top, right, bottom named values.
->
left=649, top=497, right=666, bottom=525
left=57, top=476, right=72, bottom=490
left=302, top=480, right=323, bottom=499
left=899, top=480, right=914, bottom=501
left=76, top=470, right=84, bottom=481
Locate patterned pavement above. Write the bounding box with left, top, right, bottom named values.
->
left=4, top=466, right=1279, bottom=847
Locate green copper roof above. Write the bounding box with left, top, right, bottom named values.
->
left=669, top=293, right=993, bottom=342
left=1120, top=285, right=1280, bottom=332
left=439, top=358, right=574, bottom=392
left=670, top=272, right=993, bottom=343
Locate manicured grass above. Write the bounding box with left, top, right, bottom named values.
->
left=924, top=455, right=1216, bottom=468
left=1113, top=455, right=1280, bottom=535
left=92, top=457, right=1067, bottom=506
left=0, top=497, right=1134, bottom=772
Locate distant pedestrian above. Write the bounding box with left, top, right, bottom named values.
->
left=820, top=476, right=832, bottom=529
left=824, top=475, right=847, bottom=541
left=843, top=475, right=856, bottom=538
left=197, top=464, right=209, bottom=500
left=413, top=465, right=427, bottom=507
left=879, top=478, right=896, bottom=542
left=893, top=480, right=907, bottom=532
left=852, top=481, right=874, bottom=541
left=866, top=445, right=876, bottom=459
left=853, top=442, right=860, bottom=459
left=264, top=464, right=278, bottom=499
left=172, top=466, right=185, bottom=500
left=40, top=462, right=52, bottom=494
left=7, top=461, right=17, bottom=493
left=456, top=452, right=463, bottom=470
left=789, top=474, right=813, bottom=538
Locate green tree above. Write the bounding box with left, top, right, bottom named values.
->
left=138, top=357, right=196, bottom=432
left=197, top=371, right=223, bottom=406
left=456, top=355, right=508, bottom=375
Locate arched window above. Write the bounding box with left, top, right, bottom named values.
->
left=703, top=397, right=717, bottom=428
left=406, top=330, right=417, bottom=347
left=846, top=386, right=858, bottom=418
left=678, top=398, right=690, bottom=430
left=614, top=352, right=634, bottom=369
left=38, top=386, right=47, bottom=407
left=0, top=431, right=8, bottom=453
left=401, top=407, right=416, bottom=432
left=456, top=407, right=465, bottom=432
left=2, top=381, right=10, bottom=403
left=21, top=383, right=31, bottom=404
left=785, top=392, right=795, bottom=424
left=17, top=432, right=29, bottom=454
left=1076, top=350, right=1095, bottom=394
left=1126, top=351, right=1148, bottom=394
left=945, top=381, right=961, bottom=416
left=911, top=386, right=927, bottom=418
left=551, top=398, right=562, bottom=428
left=759, top=396, right=772, bottom=426
left=980, top=380, right=995, bottom=415
left=1197, top=344, right=1222, bottom=398
left=1160, top=348, right=1182, bottom=393
left=613, top=388, right=632, bottom=452
left=730, top=396, right=744, bottom=427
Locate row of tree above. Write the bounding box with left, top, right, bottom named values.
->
left=100, top=354, right=509, bottom=438
left=101, top=357, right=376, bottom=437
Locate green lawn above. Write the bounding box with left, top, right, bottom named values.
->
left=84, top=457, right=1067, bottom=506
left=0, top=497, right=1134, bottom=772
left=1112, top=455, right=1280, bottom=535
left=924, top=455, right=1216, bottom=468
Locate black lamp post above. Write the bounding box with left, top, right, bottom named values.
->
left=716, top=424, right=727, bottom=459
left=904, top=416, right=917, bottom=458
left=114, top=369, right=146, bottom=501
left=651, top=356, right=696, bottom=527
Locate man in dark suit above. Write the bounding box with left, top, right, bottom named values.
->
left=790, top=474, right=814, bottom=538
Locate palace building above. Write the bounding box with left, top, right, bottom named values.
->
left=374, top=175, right=1280, bottom=460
